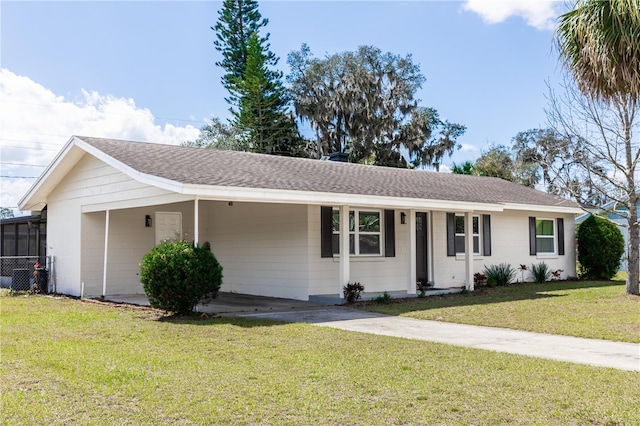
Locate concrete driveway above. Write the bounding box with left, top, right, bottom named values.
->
left=237, top=307, right=640, bottom=372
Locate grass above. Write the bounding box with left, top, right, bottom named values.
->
left=2, top=294, right=639, bottom=425
left=359, top=280, right=640, bottom=343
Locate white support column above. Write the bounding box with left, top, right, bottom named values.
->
left=464, top=211, right=474, bottom=291
left=339, top=205, right=350, bottom=298
left=408, top=209, right=417, bottom=294
left=194, top=197, right=199, bottom=246
left=427, top=212, right=434, bottom=284
left=102, top=209, right=110, bottom=298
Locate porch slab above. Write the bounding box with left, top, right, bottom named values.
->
left=309, top=288, right=462, bottom=305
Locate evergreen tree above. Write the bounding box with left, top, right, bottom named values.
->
left=213, top=0, right=305, bottom=157
left=232, top=33, right=306, bottom=156
left=213, top=0, right=276, bottom=107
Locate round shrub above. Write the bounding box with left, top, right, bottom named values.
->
left=140, top=240, right=223, bottom=314
left=577, top=215, right=624, bottom=279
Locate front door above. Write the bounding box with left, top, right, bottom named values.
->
left=155, top=212, right=182, bottom=245
left=416, top=212, right=428, bottom=282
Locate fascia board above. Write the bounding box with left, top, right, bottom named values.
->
left=502, top=202, right=583, bottom=215
left=19, top=136, right=82, bottom=210
left=81, top=193, right=195, bottom=213
left=181, top=183, right=505, bottom=212
left=74, top=137, right=185, bottom=194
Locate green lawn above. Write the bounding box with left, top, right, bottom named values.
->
left=2, top=295, right=639, bottom=425
left=359, top=281, right=640, bottom=342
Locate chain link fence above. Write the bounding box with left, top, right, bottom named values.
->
left=0, top=256, right=53, bottom=293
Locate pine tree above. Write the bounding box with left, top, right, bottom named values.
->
left=213, top=0, right=306, bottom=157
left=212, top=0, right=276, bottom=108
left=232, top=33, right=305, bottom=156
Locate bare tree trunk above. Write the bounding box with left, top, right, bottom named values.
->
left=622, top=99, right=638, bottom=295
left=627, top=193, right=639, bottom=295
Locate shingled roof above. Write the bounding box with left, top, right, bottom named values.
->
left=75, top=136, right=578, bottom=210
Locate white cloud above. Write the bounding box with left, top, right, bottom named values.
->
left=439, top=164, right=452, bottom=173
left=462, top=0, right=563, bottom=31
left=460, top=143, right=478, bottom=153
left=0, top=69, right=201, bottom=216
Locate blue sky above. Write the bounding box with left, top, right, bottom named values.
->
left=1, top=0, right=567, bottom=213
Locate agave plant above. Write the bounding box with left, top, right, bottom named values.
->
left=483, top=263, right=516, bottom=287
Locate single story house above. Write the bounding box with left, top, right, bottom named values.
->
left=19, top=136, right=582, bottom=300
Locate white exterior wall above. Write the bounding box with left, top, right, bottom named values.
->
left=205, top=201, right=310, bottom=300
left=80, top=211, right=106, bottom=296
left=43, top=152, right=577, bottom=300
left=431, top=210, right=577, bottom=287
left=46, top=155, right=184, bottom=296
left=306, top=206, right=411, bottom=296
left=46, top=195, right=82, bottom=296
left=87, top=201, right=198, bottom=297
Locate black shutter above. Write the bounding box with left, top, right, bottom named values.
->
left=320, top=206, right=333, bottom=258
left=384, top=209, right=395, bottom=257
left=446, top=213, right=455, bottom=256
left=557, top=218, right=565, bottom=255
left=529, top=217, right=537, bottom=255
left=482, top=214, right=491, bottom=256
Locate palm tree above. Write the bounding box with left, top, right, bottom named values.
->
left=557, top=0, right=640, bottom=102
left=556, top=0, right=640, bottom=295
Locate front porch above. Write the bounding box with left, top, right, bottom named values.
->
left=81, top=198, right=482, bottom=301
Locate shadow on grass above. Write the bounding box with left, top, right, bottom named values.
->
left=158, top=313, right=289, bottom=328
left=356, top=280, right=623, bottom=314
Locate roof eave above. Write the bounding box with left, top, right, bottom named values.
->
left=74, top=137, right=185, bottom=194
left=19, top=136, right=82, bottom=211
left=502, top=202, right=583, bottom=215
left=182, top=183, right=507, bottom=211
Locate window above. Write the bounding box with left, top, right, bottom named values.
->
left=535, top=219, right=555, bottom=254
left=529, top=217, right=564, bottom=256
left=454, top=214, right=481, bottom=255
left=332, top=209, right=381, bottom=256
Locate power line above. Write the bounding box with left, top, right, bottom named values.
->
left=2, top=99, right=209, bottom=125
left=0, top=175, right=38, bottom=179
left=1, top=144, right=59, bottom=152
left=0, top=162, right=46, bottom=167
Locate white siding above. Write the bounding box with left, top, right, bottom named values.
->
left=47, top=155, right=181, bottom=296
left=79, top=211, right=106, bottom=296
left=46, top=197, right=82, bottom=296
left=431, top=210, right=577, bottom=287
left=306, top=206, right=411, bottom=297
left=204, top=201, right=310, bottom=300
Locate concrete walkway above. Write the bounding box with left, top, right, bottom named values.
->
left=238, top=307, right=640, bottom=372
left=106, top=293, right=639, bottom=371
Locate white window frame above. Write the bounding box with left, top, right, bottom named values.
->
left=332, top=208, right=383, bottom=257
left=455, top=214, right=481, bottom=255
left=535, top=218, right=556, bottom=255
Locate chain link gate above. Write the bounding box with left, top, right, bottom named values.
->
left=0, top=256, right=53, bottom=293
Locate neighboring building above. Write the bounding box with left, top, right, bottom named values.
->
left=0, top=208, right=47, bottom=259
left=0, top=209, right=48, bottom=290
left=18, top=136, right=582, bottom=300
